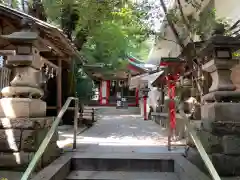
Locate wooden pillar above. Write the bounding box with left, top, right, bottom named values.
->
left=57, top=59, right=62, bottom=114
left=106, top=80, right=110, bottom=105
left=135, top=88, right=139, bottom=106
left=160, top=84, right=165, bottom=112
left=99, top=80, right=102, bottom=104
left=143, top=95, right=147, bottom=120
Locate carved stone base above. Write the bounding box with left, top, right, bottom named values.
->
left=211, top=153, right=240, bottom=176
left=201, top=103, right=240, bottom=122
left=1, top=86, right=44, bottom=98
left=196, top=129, right=222, bottom=153
left=204, top=121, right=240, bottom=135
left=11, top=66, right=41, bottom=88
left=202, top=58, right=237, bottom=92
left=199, top=102, right=240, bottom=176
left=185, top=148, right=240, bottom=176
left=202, top=91, right=240, bottom=103
left=0, top=98, right=46, bottom=118
left=0, top=117, right=61, bottom=170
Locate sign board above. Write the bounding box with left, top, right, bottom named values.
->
left=116, top=92, right=128, bottom=109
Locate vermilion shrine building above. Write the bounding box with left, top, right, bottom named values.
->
left=83, top=55, right=148, bottom=107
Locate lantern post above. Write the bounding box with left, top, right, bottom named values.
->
left=160, top=58, right=185, bottom=150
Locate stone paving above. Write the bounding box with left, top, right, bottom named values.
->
left=59, top=113, right=186, bottom=154
left=2, top=111, right=239, bottom=179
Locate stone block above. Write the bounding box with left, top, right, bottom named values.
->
left=187, top=120, right=202, bottom=147
left=202, top=59, right=237, bottom=92
left=0, top=117, right=54, bottom=129
left=202, top=120, right=240, bottom=135
left=231, top=64, right=240, bottom=91
left=211, top=121, right=240, bottom=135
left=10, top=66, right=41, bottom=88
left=6, top=53, right=43, bottom=69
left=42, top=142, right=61, bottom=167
left=0, top=151, right=41, bottom=170
left=201, top=103, right=240, bottom=122
left=0, top=129, right=21, bottom=151
left=202, top=91, right=240, bottom=103
left=196, top=129, right=222, bottom=153
left=21, top=129, right=59, bottom=151
left=21, top=130, right=35, bottom=151
left=222, top=135, right=240, bottom=155
left=1, top=86, right=44, bottom=97
left=0, top=98, right=46, bottom=118
left=212, top=153, right=240, bottom=176
left=35, top=129, right=58, bottom=146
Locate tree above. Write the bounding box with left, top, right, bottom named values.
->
left=41, top=0, right=151, bottom=67
left=159, top=0, right=231, bottom=46
left=155, top=0, right=234, bottom=103
left=160, top=0, right=185, bottom=49
left=28, top=0, right=47, bottom=21
left=41, top=0, right=152, bottom=99
left=0, top=0, right=18, bottom=8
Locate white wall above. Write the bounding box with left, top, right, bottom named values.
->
left=148, top=0, right=240, bottom=62
left=215, top=0, right=240, bottom=23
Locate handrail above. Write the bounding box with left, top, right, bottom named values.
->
left=21, top=97, right=79, bottom=180
left=178, top=105, right=221, bottom=180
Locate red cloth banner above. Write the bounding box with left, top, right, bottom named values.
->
left=166, top=75, right=179, bottom=130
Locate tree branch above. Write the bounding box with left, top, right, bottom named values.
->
left=159, top=0, right=185, bottom=49
left=176, top=0, right=191, bottom=33
left=157, top=35, right=179, bottom=44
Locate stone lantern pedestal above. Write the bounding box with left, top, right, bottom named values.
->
left=199, top=35, right=240, bottom=176
left=0, top=29, right=60, bottom=170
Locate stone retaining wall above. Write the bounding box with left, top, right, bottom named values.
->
left=0, top=117, right=60, bottom=171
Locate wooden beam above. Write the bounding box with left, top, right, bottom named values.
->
left=41, top=56, right=59, bottom=70
left=41, top=37, right=65, bottom=57
left=0, top=49, right=15, bottom=56
left=36, top=38, right=52, bottom=52
left=57, top=59, right=62, bottom=114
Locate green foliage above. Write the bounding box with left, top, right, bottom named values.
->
left=80, top=5, right=151, bottom=66
left=184, top=0, right=203, bottom=11
left=81, top=21, right=128, bottom=66
left=42, top=0, right=151, bottom=66
left=41, top=0, right=153, bottom=97
left=75, top=73, right=94, bottom=100
left=0, top=0, right=19, bottom=8
left=166, top=3, right=231, bottom=41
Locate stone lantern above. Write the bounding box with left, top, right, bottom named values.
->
left=140, top=86, right=150, bottom=120
left=0, top=29, right=45, bottom=117
left=199, top=35, right=240, bottom=176
left=0, top=21, right=60, bottom=170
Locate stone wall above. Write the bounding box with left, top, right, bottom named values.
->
left=195, top=36, right=240, bottom=176
left=0, top=117, right=60, bottom=170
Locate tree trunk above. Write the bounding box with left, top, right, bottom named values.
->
left=159, top=0, right=184, bottom=49
left=21, top=0, right=26, bottom=12
left=176, top=0, right=204, bottom=100
left=28, top=0, right=47, bottom=21
left=176, top=0, right=191, bottom=32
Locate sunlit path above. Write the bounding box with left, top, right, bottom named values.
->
left=58, top=113, right=185, bottom=154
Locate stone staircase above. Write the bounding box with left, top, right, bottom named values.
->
left=32, top=152, right=211, bottom=180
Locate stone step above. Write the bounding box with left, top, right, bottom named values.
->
left=71, top=153, right=175, bottom=172
left=96, top=107, right=140, bottom=115
left=30, top=153, right=213, bottom=180
left=66, top=171, right=178, bottom=180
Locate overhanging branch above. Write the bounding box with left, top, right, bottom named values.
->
left=159, top=0, right=185, bottom=49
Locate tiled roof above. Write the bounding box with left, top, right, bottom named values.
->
left=0, top=4, right=85, bottom=63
